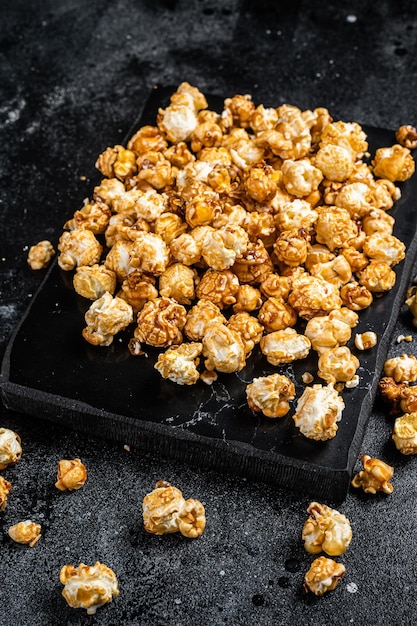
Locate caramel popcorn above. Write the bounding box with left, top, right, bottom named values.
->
left=303, top=556, right=346, bottom=596
left=260, top=328, right=311, bottom=366
left=195, top=269, right=239, bottom=309
left=64, top=199, right=112, bottom=233
left=202, top=323, right=246, bottom=373
left=293, top=383, right=345, bottom=441
left=0, top=428, right=22, bottom=469
left=134, top=297, right=187, bottom=348
left=0, top=475, right=12, bottom=511
left=60, top=561, right=119, bottom=615
left=82, top=292, right=134, bottom=346
left=317, top=346, right=360, bottom=384
left=55, top=458, right=87, bottom=491
left=8, top=520, right=41, bottom=547
left=27, top=239, right=55, bottom=270
left=257, top=297, right=297, bottom=333
left=57, top=229, right=102, bottom=271
left=246, top=373, right=295, bottom=418
left=363, top=232, right=405, bottom=267
left=383, top=353, right=417, bottom=383
left=395, top=124, right=417, bottom=150
left=357, top=261, right=396, bottom=293
left=305, top=313, right=353, bottom=355
left=73, top=264, right=117, bottom=300
left=288, top=274, right=342, bottom=320
left=392, top=412, right=417, bottom=454
left=154, top=342, right=202, bottom=385
left=351, top=454, right=394, bottom=493
left=227, top=312, right=263, bottom=356
left=372, top=144, right=415, bottom=182
left=354, top=331, right=377, bottom=351
left=142, top=480, right=206, bottom=538
left=159, top=263, right=197, bottom=305
left=184, top=298, right=226, bottom=341
left=302, top=501, right=352, bottom=556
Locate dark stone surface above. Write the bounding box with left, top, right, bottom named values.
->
left=1, top=1, right=417, bottom=624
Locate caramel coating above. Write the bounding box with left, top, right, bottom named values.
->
left=83, top=292, right=134, bottom=347
left=288, top=274, right=342, bottom=320
left=0, top=428, right=22, bottom=470
left=372, top=144, right=415, bottom=182
left=227, top=312, right=264, bottom=356
left=202, top=323, right=246, bottom=373
left=73, top=264, right=117, bottom=300
left=134, top=297, right=187, bottom=348
left=195, top=269, right=240, bottom=309
left=392, top=412, right=417, bottom=454
left=302, top=501, right=352, bottom=556
left=304, top=556, right=346, bottom=596
left=357, top=261, right=396, bottom=293
left=142, top=480, right=206, bottom=538
left=395, top=124, right=417, bottom=150
left=246, top=373, right=295, bottom=418
left=58, top=229, right=103, bottom=271
left=184, top=299, right=226, bottom=341
left=317, top=346, right=360, bottom=384
left=8, top=520, right=41, bottom=547
left=260, top=328, right=311, bottom=366
left=258, top=297, right=297, bottom=333
left=27, top=240, right=55, bottom=270
left=293, top=383, right=345, bottom=441
left=159, top=263, right=197, bottom=305
left=60, top=561, right=119, bottom=615
left=305, top=313, right=353, bottom=355
left=384, top=353, right=417, bottom=383
left=55, top=458, right=87, bottom=491
left=0, top=475, right=12, bottom=511
left=351, top=454, right=394, bottom=493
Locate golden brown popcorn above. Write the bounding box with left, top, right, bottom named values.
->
left=200, top=224, right=249, bottom=271
left=0, top=475, right=12, bottom=511
left=383, top=353, right=417, bottom=383
left=309, top=255, right=352, bottom=288
left=159, top=263, right=197, bottom=305
left=249, top=104, right=279, bottom=134
left=142, top=480, right=206, bottom=538
left=362, top=208, right=395, bottom=236
left=55, top=458, right=87, bottom=491
left=395, top=124, right=417, bottom=150
left=60, top=561, right=119, bottom=615
left=104, top=213, right=137, bottom=248
left=354, top=331, right=377, bottom=351
left=363, top=232, right=406, bottom=267
left=227, top=312, right=264, bottom=356
left=8, top=520, right=41, bottom=547
left=202, top=323, right=246, bottom=373
left=305, top=244, right=335, bottom=272
left=257, top=297, right=297, bottom=333
left=128, top=124, right=168, bottom=154
left=232, top=240, right=274, bottom=285
left=319, top=120, right=368, bottom=159
left=246, top=373, right=295, bottom=418
left=372, top=144, right=415, bottom=182
left=303, top=556, right=346, bottom=596
left=243, top=163, right=277, bottom=203
left=96, top=145, right=137, bottom=180
left=260, top=328, right=311, bottom=366
left=273, top=228, right=309, bottom=267
left=288, top=274, right=342, bottom=320
left=314, top=144, right=354, bottom=182
left=317, top=346, right=360, bottom=384
left=154, top=343, right=202, bottom=385
left=157, top=83, right=206, bottom=143
left=293, top=383, right=345, bottom=441
left=164, top=141, right=195, bottom=168
left=351, top=454, right=394, bottom=494
left=356, top=261, right=396, bottom=293
left=281, top=158, right=323, bottom=198
left=0, top=428, right=22, bottom=469
left=392, top=412, right=417, bottom=454
left=73, top=264, right=117, bottom=300
left=315, top=206, right=358, bottom=251
left=82, top=292, right=134, bottom=347
left=371, top=177, right=401, bottom=210
left=154, top=212, right=188, bottom=244
left=184, top=188, right=222, bottom=228
left=275, top=114, right=312, bottom=160
left=333, top=181, right=373, bottom=219
left=93, top=177, right=126, bottom=208
left=134, top=297, right=187, bottom=348
left=118, top=271, right=158, bottom=313
left=223, top=93, right=255, bottom=128
left=259, top=273, right=291, bottom=301
left=305, top=314, right=352, bottom=355
left=27, top=240, right=55, bottom=270
left=135, top=151, right=175, bottom=190
left=340, top=281, right=373, bottom=311
left=104, top=240, right=136, bottom=282
left=191, top=120, right=223, bottom=153
left=57, top=229, right=103, bottom=271
left=233, top=284, right=263, bottom=313
left=130, top=231, right=170, bottom=276
left=184, top=299, right=226, bottom=341
left=340, top=246, right=368, bottom=274
left=195, top=269, right=240, bottom=309
left=170, top=232, right=202, bottom=266
left=275, top=199, right=318, bottom=233
left=302, top=501, right=352, bottom=556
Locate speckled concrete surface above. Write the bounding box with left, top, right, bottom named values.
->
left=1, top=1, right=417, bottom=624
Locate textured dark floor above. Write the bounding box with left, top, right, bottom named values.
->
left=1, top=1, right=417, bottom=624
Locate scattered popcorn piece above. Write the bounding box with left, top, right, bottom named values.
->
left=303, top=556, right=346, bottom=596
left=302, top=501, right=352, bottom=556
left=0, top=428, right=22, bottom=470
left=260, top=328, right=311, bottom=366
left=372, top=144, right=415, bottom=182
left=60, top=561, right=119, bottom=615
left=397, top=334, right=413, bottom=344
left=8, top=520, right=41, bottom=547
left=355, top=331, right=377, bottom=350
left=317, top=346, right=360, bottom=384
left=154, top=342, right=202, bottom=385
left=392, top=412, right=417, bottom=455
left=383, top=353, right=417, bottom=383
left=27, top=240, right=55, bottom=270
left=293, top=383, right=345, bottom=441
left=351, top=454, right=394, bottom=493
left=395, top=124, right=417, bottom=150
left=82, top=292, right=134, bottom=347
left=55, top=458, right=87, bottom=491
left=246, top=373, right=295, bottom=418
left=142, top=480, right=206, bottom=538
left=0, top=475, right=12, bottom=511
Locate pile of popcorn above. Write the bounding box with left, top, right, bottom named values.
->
left=28, top=82, right=416, bottom=442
